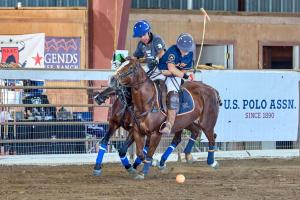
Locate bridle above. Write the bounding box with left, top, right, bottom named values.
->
left=115, top=61, right=149, bottom=88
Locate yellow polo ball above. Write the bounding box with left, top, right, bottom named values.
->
left=176, top=174, right=185, bottom=184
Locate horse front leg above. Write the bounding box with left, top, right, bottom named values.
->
left=132, top=127, right=146, bottom=179
left=117, top=129, right=137, bottom=175
left=135, top=131, right=162, bottom=180
left=158, top=130, right=182, bottom=169
left=93, top=123, right=119, bottom=176
left=184, top=123, right=202, bottom=164
left=132, top=136, right=150, bottom=169
left=94, top=87, right=116, bottom=105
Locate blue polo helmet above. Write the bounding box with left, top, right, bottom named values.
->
left=133, top=20, right=151, bottom=38
left=176, top=33, right=195, bottom=52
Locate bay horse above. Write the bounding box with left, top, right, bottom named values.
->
left=114, top=59, right=221, bottom=179
left=93, top=78, right=202, bottom=176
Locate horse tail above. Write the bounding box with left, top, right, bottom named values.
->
left=216, top=90, right=222, bottom=106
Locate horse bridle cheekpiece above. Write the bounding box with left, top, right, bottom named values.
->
left=116, top=60, right=137, bottom=82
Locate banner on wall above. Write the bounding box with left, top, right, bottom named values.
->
left=45, top=37, right=81, bottom=69
left=196, top=71, right=299, bottom=142
left=0, top=33, right=45, bottom=68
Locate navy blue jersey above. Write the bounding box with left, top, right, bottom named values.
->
left=158, top=45, right=193, bottom=71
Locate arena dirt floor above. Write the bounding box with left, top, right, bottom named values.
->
left=1, top=158, right=300, bottom=200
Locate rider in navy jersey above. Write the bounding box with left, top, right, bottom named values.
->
left=158, top=33, right=195, bottom=135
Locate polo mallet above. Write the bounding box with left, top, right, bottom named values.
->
left=195, top=8, right=211, bottom=68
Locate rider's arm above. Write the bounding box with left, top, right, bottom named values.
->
left=161, top=70, right=172, bottom=76
left=167, top=63, right=194, bottom=81
left=167, top=63, right=186, bottom=78
left=156, top=49, right=165, bottom=59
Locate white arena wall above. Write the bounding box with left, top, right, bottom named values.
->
left=0, top=68, right=299, bottom=165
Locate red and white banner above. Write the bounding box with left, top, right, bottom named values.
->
left=0, top=33, right=45, bottom=68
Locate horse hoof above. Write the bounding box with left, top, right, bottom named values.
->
left=134, top=173, right=145, bottom=180
left=151, top=159, right=159, bottom=167
left=210, top=161, right=219, bottom=170
left=93, top=169, right=102, bottom=176
left=158, top=164, right=166, bottom=171
left=127, top=167, right=138, bottom=175
left=185, top=154, right=194, bottom=164
left=93, top=163, right=102, bottom=176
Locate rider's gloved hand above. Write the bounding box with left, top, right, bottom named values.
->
left=183, top=73, right=195, bottom=81
left=125, top=56, right=133, bottom=60
left=188, top=73, right=195, bottom=81
left=146, top=57, right=159, bottom=71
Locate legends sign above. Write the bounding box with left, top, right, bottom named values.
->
left=44, top=37, right=80, bottom=69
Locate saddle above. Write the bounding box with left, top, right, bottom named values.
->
left=153, top=80, right=195, bottom=116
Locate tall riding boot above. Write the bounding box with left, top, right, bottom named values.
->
left=160, top=109, right=177, bottom=135
left=160, top=91, right=179, bottom=135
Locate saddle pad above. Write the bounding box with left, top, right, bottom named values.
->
left=178, top=88, right=195, bottom=115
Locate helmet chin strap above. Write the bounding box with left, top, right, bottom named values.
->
left=179, top=49, right=189, bottom=56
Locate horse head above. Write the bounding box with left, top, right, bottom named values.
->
left=114, top=59, right=148, bottom=87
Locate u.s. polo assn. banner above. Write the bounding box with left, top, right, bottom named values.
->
left=196, top=70, right=299, bottom=142
left=0, top=33, right=45, bottom=68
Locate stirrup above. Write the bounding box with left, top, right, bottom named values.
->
left=159, top=121, right=167, bottom=132
left=160, top=122, right=172, bottom=135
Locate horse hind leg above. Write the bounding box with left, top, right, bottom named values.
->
left=157, top=130, right=182, bottom=170
left=202, top=128, right=219, bottom=170
left=184, top=123, right=202, bottom=164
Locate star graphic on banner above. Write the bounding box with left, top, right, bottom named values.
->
left=32, top=53, right=43, bottom=66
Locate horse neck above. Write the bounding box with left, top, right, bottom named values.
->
left=131, top=76, right=156, bottom=112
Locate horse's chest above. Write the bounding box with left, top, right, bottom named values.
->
left=139, top=112, right=164, bottom=133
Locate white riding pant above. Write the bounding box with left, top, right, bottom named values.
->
left=144, top=65, right=165, bottom=81
left=165, top=76, right=181, bottom=93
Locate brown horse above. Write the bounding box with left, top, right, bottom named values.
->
left=114, top=59, right=221, bottom=179
left=93, top=81, right=202, bottom=176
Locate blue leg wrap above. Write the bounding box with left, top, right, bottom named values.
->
left=142, top=157, right=153, bottom=175
left=133, top=157, right=142, bottom=169
left=183, top=136, right=197, bottom=154
left=143, top=146, right=148, bottom=155
left=118, top=142, right=132, bottom=169
left=207, top=146, right=215, bottom=165
left=160, top=143, right=176, bottom=166
left=120, top=155, right=131, bottom=169
left=133, top=146, right=148, bottom=169
left=96, top=143, right=107, bottom=164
